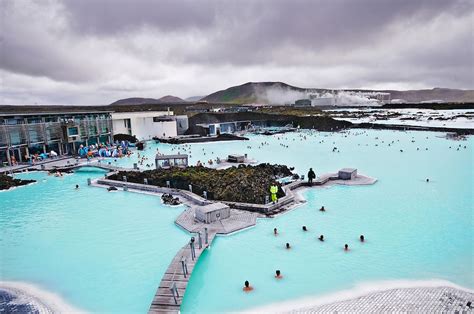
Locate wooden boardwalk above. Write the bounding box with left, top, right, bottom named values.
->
left=47, top=161, right=136, bottom=173
left=149, top=230, right=217, bottom=313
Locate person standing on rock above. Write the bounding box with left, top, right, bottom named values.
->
left=270, top=183, right=279, bottom=203
left=308, top=168, right=316, bottom=186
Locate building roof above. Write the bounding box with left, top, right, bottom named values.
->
left=0, top=111, right=113, bottom=117
left=195, top=202, right=229, bottom=213
left=339, top=168, right=357, bottom=173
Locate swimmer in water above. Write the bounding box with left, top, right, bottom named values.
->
left=286, top=243, right=291, bottom=249
left=274, top=228, right=278, bottom=235
left=243, top=280, right=253, bottom=292
left=75, top=184, right=79, bottom=189
left=426, top=178, right=429, bottom=182
left=302, top=226, right=307, bottom=231
left=320, top=206, right=325, bottom=212
left=275, top=270, right=283, bottom=279
left=360, top=235, right=365, bottom=242
left=344, top=244, right=349, bottom=251
left=319, top=235, right=324, bottom=241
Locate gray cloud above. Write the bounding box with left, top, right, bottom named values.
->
left=0, top=0, right=472, bottom=105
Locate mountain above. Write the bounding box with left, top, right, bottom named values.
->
left=381, top=88, right=474, bottom=103
left=201, top=82, right=474, bottom=104
left=109, top=95, right=185, bottom=106
left=157, top=95, right=185, bottom=102
left=202, top=82, right=308, bottom=104
left=185, top=95, right=204, bottom=101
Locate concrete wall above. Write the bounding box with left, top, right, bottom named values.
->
left=174, top=115, right=189, bottom=135
left=111, top=111, right=177, bottom=140
left=152, top=120, right=177, bottom=139
left=112, top=119, right=130, bottom=135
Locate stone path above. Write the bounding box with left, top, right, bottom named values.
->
left=289, top=287, right=474, bottom=313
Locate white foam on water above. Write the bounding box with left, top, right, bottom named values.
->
left=240, top=279, right=474, bottom=313
left=0, top=281, right=86, bottom=314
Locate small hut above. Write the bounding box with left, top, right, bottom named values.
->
left=195, top=203, right=230, bottom=223
left=155, top=154, right=188, bottom=169
left=338, top=168, right=357, bottom=180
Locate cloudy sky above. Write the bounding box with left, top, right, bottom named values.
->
left=1, top=0, right=473, bottom=105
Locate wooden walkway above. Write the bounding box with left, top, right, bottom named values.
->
left=48, top=161, right=136, bottom=173
left=149, top=230, right=217, bottom=313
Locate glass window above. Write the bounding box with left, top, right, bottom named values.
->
left=68, top=127, right=79, bottom=136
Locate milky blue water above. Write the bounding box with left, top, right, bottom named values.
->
left=1, top=129, right=473, bottom=313
left=0, top=168, right=189, bottom=313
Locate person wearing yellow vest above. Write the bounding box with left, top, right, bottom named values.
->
left=270, top=183, right=279, bottom=203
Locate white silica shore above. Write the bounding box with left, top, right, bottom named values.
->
left=241, top=279, right=474, bottom=314
left=0, top=281, right=86, bottom=314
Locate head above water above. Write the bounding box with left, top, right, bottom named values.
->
left=244, top=280, right=249, bottom=287
left=344, top=244, right=349, bottom=250
left=286, top=243, right=290, bottom=249
left=276, top=270, right=281, bottom=276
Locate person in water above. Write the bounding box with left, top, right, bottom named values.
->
left=270, top=183, right=279, bottom=203
left=275, top=270, right=283, bottom=279
left=274, top=228, right=278, bottom=235
left=344, top=244, right=349, bottom=251
left=320, top=206, right=325, bottom=212
left=319, top=235, right=324, bottom=241
left=360, top=235, right=365, bottom=242
left=243, top=280, right=253, bottom=292
left=75, top=184, right=79, bottom=189
left=307, top=168, right=316, bottom=185
left=302, top=226, right=307, bottom=231
left=286, top=243, right=291, bottom=249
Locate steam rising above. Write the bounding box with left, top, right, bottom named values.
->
left=256, top=86, right=386, bottom=106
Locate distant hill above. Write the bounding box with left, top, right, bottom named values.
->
left=381, top=88, right=474, bottom=103
left=158, top=95, right=185, bottom=102
left=201, top=82, right=474, bottom=104
left=185, top=96, right=204, bottom=101
left=202, top=82, right=309, bottom=104
left=109, top=95, right=185, bottom=106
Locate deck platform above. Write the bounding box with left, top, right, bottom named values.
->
left=176, top=207, right=261, bottom=234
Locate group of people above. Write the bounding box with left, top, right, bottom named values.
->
left=137, top=152, right=151, bottom=167
left=78, top=141, right=132, bottom=159
left=23, top=151, right=58, bottom=165
left=243, top=226, right=367, bottom=292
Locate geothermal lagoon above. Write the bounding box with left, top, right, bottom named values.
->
left=1, top=129, right=472, bottom=313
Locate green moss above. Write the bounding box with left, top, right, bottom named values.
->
left=109, top=163, right=291, bottom=204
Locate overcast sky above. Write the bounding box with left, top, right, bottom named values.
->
left=1, top=0, right=473, bottom=105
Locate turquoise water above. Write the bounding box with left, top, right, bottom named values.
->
left=0, top=168, right=189, bottom=313
left=1, top=129, right=473, bottom=313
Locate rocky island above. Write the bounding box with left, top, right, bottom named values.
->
left=0, top=174, right=36, bottom=190
left=109, top=163, right=292, bottom=204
